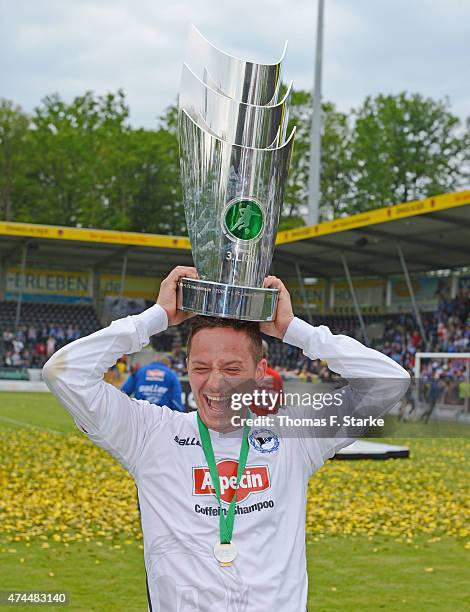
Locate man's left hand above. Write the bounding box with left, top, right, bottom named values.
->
left=260, top=275, right=295, bottom=340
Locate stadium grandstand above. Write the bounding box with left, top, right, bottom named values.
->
left=1, top=189, right=469, bottom=416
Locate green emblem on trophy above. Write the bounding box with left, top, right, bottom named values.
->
left=224, top=199, right=264, bottom=242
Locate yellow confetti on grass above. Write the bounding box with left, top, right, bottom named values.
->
left=0, top=430, right=140, bottom=544
left=0, top=430, right=469, bottom=544
left=306, top=438, right=470, bottom=541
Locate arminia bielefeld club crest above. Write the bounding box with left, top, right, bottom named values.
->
left=223, top=198, right=264, bottom=242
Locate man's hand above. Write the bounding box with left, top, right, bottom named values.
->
left=157, top=266, right=198, bottom=326
left=260, top=275, right=295, bottom=340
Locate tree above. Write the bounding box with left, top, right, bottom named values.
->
left=0, top=91, right=185, bottom=233
left=0, top=100, right=29, bottom=221
left=18, top=92, right=185, bottom=233
left=3, top=89, right=467, bottom=234
left=23, top=90, right=131, bottom=227
left=159, top=103, right=178, bottom=136
left=282, top=91, right=353, bottom=228
left=126, top=127, right=185, bottom=235
left=350, top=92, right=468, bottom=210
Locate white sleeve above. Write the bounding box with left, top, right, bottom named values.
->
left=283, top=318, right=410, bottom=472
left=42, top=304, right=171, bottom=476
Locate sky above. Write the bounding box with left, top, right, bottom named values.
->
left=1, top=0, right=469, bottom=128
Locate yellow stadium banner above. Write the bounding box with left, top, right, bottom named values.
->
left=276, top=190, right=470, bottom=245
left=0, top=190, right=468, bottom=251
left=100, top=274, right=161, bottom=300
left=5, top=268, right=92, bottom=303
left=390, top=276, right=450, bottom=312
left=286, top=280, right=326, bottom=313
left=0, top=221, right=191, bottom=250
left=332, top=278, right=385, bottom=314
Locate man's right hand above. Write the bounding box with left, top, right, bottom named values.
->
left=157, top=266, right=198, bottom=326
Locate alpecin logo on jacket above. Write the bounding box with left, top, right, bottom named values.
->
left=193, top=460, right=270, bottom=503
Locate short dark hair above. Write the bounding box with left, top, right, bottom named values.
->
left=186, top=316, right=263, bottom=364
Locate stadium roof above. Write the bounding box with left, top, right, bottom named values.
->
left=1, top=189, right=469, bottom=280
left=274, top=189, right=470, bottom=278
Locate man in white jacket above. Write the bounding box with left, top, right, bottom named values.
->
left=43, top=266, right=409, bottom=612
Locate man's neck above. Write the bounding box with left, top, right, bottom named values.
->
left=198, top=409, right=247, bottom=434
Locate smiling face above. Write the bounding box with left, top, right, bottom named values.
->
left=187, top=327, right=266, bottom=432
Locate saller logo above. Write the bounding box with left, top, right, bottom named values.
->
left=146, top=369, right=165, bottom=381
left=193, top=460, right=270, bottom=503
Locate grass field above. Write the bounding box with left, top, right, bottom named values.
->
left=1, top=392, right=469, bottom=611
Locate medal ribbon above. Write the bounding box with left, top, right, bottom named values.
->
left=197, top=414, right=250, bottom=545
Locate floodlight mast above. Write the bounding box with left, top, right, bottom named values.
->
left=306, top=0, right=324, bottom=226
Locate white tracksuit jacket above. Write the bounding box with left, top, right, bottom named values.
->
left=43, top=304, right=409, bottom=611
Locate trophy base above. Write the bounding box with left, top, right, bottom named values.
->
left=177, top=278, right=279, bottom=321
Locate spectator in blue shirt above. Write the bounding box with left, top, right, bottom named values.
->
left=121, top=356, right=184, bottom=412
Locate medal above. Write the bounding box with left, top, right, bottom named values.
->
left=214, top=542, right=237, bottom=566
left=197, top=414, right=250, bottom=568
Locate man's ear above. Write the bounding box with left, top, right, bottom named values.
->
left=255, top=358, right=267, bottom=382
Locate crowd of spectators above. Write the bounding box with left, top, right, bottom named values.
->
left=374, top=289, right=469, bottom=374
left=0, top=323, right=82, bottom=369
left=1, top=290, right=468, bottom=388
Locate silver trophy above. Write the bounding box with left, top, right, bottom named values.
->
left=177, top=26, right=295, bottom=321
